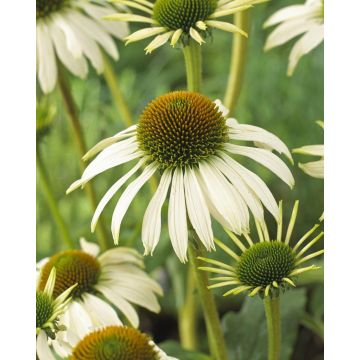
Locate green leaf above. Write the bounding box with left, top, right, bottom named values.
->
left=222, top=289, right=307, bottom=360
left=159, top=340, right=211, bottom=360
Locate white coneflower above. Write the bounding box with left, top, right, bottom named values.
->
left=37, top=238, right=162, bottom=357
left=104, top=0, right=267, bottom=54
left=68, top=325, right=178, bottom=360
left=67, top=91, right=294, bottom=262
left=199, top=200, right=324, bottom=298
left=293, top=121, right=324, bottom=179
left=36, top=267, right=76, bottom=360
left=264, top=0, right=324, bottom=76
left=36, top=0, right=129, bottom=93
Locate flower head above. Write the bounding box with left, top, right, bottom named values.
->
left=36, top=267, right=76, bottom=360
left=264, top=0, right=324, bottom=76
left=104, top=0, right=267, bottom=53
left=67, top=92, right=294, bottom=262
left=199, top=200, right=324, bottom=298
left=293, top=121, right=324, bottom=179
left=37, top=238, right=163, bottom=357
left=69, top=325, right=177, bottom=360
left=36, top=0, right=129, bottom=93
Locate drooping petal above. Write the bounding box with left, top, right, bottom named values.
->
left=168, top=168, right=188, bottom=262
left=37, top=330, right=56, bottom=360
left=111, top=163, right=158, bottom=243
left=142, top=169, right=172, bottom=255
left=299, top=160, right=324, bottom=178
left=184, top=167, right=214, bottom=250
left=125, top=27, right=167, bottom=44
left=145, top=31, right=173, bottom=53
left=79, top=237, right=100, bottom=257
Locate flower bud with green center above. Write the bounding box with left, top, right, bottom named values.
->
left=38, top=250, right=100, bottom=298
left=237, top=242, right=296, bottom=287
left=137, top=91, right=228, bottom=169
left=36, top=0, right=71, bottom=19
left=36, top=292, right=54, bottom=329
left=70, top=326, right=160, bottom=360
left=153, top=0, right=218, bottom=33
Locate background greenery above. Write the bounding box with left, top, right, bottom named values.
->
left=37, top=1, right=324, bottom=359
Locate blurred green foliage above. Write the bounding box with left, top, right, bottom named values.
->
left=37, top=1, right=323, bottom=358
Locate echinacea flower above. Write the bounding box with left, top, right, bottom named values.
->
left=264, top=0, right=324, bottom=76
left=36, top=267, right=76, bottom=360
left=37, top=238, right=163, bottom=356
left=67, top=91, right=294, bottom=262
left=104, top=0, right=266, bottom=54
left=69, top=325, right=178, bottom=360
left=199, top=200, right=324, bottom=298
left=36, top=0, right=129, bottom=93
left=293, top=121, right=324, bottom=179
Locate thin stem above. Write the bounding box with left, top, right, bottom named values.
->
left=224, top=11, right=250, bottom=116
left=189, top=239, right=229, bottom=360
left=179, top=266, right=198, bottom=350
left=102, top=55, right=134, bottom=127
left=183, top=40, right=202, bottom=92
left=264, top=296, right=281, bottom=360
left=57, top=66, right=110, bottom=251
left=37, top=144, right=74, bottom=249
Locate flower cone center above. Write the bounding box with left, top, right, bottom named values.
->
left=237, top=242, right=296, bottom=287
left=38, top=250, right=100, bottom=298
left=137, top=91, right=228, bottom=169
left=36, top=292, right=54, bottom=329
left=153, top=0, right=218, bottom=32
left=70, top=326, right=159, bottom=360
left=37, top=0, right=70, bottom=19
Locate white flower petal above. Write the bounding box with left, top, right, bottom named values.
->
left=126, top=27, right=167, bottom=44
left=67, top=301, right=93, bottom=344
left=145, top=31, right=173, bottom=54
left=206, top=20, right=247, bottom=36
left=96, top=284, right=139, bottom=327
left=168, top=168, right=188, bottom=262
left=49, top=21, right=88, bottom=79
left=288, top=24, right=324, bottom=75
left=91, top=159, right=145, bottom=232
left=299, top=159, right=324, bottom=178
left=37, top=330, right=56, bottom=360
left=37, top=23, right=57, bottom=94
left=184, top=167, right=214, bottom=250
left=81, top=293, right=122, bottom=327
left=111, top=163, right=158, bottom=243
left=214, top=99, right=229, bottom=117
left=142, top=169, right=172, bottom=255
left=264, top=5, right=315, bottom=27
left=189, top=27, right=205, bottom=45
left=98, top=248, right=143, bottom=267
left=293, top=144, right=324, bottom=157
left=79, top=237, right=100, bottom=257
left=225, top=143, right=294, bottom=188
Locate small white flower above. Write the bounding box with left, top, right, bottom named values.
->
left=293, top=121, right=324, bottom=179
left=36, top=267, right=76, bottom=360
left=36, top=0, right=129, bottom=93
left=264, top=0, right=324, bottom=76
left=103, top=0, right=267, bottom=53
left=67, top=92, right=294, bottom=263
left=37, top=238, right=163, bottom=357
left=69, top=325, right=178, bottom=360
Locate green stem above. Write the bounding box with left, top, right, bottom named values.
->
left=224, top=11, right=250, bottom=116
left=183, top=40, right=202, bottom=92
left=57, top=66, right=110, bottom=252
left=102, top=55, right=134, bottom=127
left=179, top=266, right=198, bottom=350
left=189, top=240, right=228, bottom=360
left=264, top=296, right=281, bottom=360
left=37, top=144, right=74, bottom=249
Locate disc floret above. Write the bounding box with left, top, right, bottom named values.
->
left=36, top=0, right=70, bottom=19
left=137, top=91, right=228, bottom=169
left=70, top=326, right=160, bottom=360
left=38, top=250, right=100, bottom=299
left=199, top=200, right=324, bottom=298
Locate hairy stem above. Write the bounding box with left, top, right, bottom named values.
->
left=189, top=239, right=228, bottom=360
left=264, top=296, right=281, bottom=360
left=102, top=55, right=134, bottom=127
left=37, top=144, right=74, bottom=249
left=57, top=66, right=110, bottom=251
left=224, top=11, right=250, bottom=116
left=179, top=266, right=198, bottom=350
left=183, top=40, right=202, bottom=92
